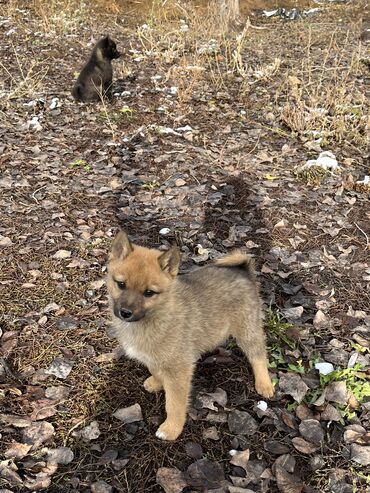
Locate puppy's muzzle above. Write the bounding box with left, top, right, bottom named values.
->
left=118, top=307, right=144, bottom=322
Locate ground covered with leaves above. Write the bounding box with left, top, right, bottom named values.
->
left=0, top=0, right=370, bottom=492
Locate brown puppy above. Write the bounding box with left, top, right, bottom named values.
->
left=72, top=36, right=120, bottom=102
left=107, top=231, right=274, bottom=441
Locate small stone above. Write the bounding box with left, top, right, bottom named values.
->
left=295, top=404, right=316, bottom=421
left=313, top=310, right=328, bottom=328
left=111, top=459, right=129, bottom=471
left=99, top=449, right=119, bottom=465
left=309, top=455, right=325, bottom=472
left=197, top=388, right=227, bottom=411
left=47, top=447, right=74, bottom=465
left=0, top=235, right=12, bottom=247
left=315, top=362, right=334, bottom=375
left=113, top=403, right=143, bottom=424
left=205, top=411, right=228, bottom=423
left=52, top=250, right=71, bottom=259
left=175, top=178, right=186, bottom=187
left=187, top=459, right=225, bottom=490
left=324, top=349, right=349, bottom=366
left=282, top=306, right=304, bottom=320
left=42, top=302, right=60, bottom=313
left=56, top=316, right=78, bottom=330
left=90, top=480, right=113, bottom=493
left=275, top=465, right=304, bottom=493
left=0, top=414, right=32, bottom=428
left=79, top=421, right=100, bottom=441
left=256, top=400, right=268, bottom=411
left=24, top=474, right=52, bottom=490
left=344, top=424, right=366, bottom=444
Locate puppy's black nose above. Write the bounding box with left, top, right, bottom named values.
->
left=120, top=308, right=133, bottom=320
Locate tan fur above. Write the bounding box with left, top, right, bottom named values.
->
left=107, top=231, right=274, bottom=441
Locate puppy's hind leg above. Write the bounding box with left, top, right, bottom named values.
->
left=144, top=368, right=163, bottom=393
left=235, top=310, right=274, bottom=399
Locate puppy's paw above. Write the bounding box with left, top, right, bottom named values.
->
left=143, top=376, right=163, bottom=393
left=255, top=377, right=275, bottom=399
left=155, top=420, right=183, bottom=441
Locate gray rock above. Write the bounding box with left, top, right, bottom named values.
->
left=113, top=403, right=143, bottom=424
left=56, top=316, right=79, bottom=330
left=47, top=446, right=74, bottom=465
left=78, top=421, right=101, bottom=441
left=90, top=480, right=113, bottom=493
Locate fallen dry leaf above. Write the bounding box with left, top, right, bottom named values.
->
left=44, top=357, right=74, bottom=379
left=156, top=467, right=187, bottom=493
left=279, top=373, right=309, bottom=403
left=229, top=449, right=250, bottom=470
left=22, top=421, right=55, bottom=449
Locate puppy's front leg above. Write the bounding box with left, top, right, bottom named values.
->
left=155, top=366, right=193, bottom=441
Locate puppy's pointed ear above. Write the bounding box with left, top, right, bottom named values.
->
left=158, top=247, right=181, bottom=278
left=110, top=230, right=133, bottom=261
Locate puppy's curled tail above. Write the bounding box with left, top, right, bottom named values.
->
left=214, top=251, right=256, bottom=281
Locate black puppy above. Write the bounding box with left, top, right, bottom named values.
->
left=72, top=36, right=121, bottom=102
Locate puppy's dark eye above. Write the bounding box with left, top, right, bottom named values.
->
left=117, top=281, right=126, bottom=290
left=143, top=289, right=156, bottom=297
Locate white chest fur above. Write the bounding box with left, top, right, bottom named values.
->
left=113, top=319, right=159, bottom=368
left=123, top=343, right=151, bottom=365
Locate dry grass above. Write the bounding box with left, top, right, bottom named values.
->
left=135, top=7, right=264, bottom=96
left=0, top=43, right=48, bottom=101
left=277, top=31, right=369, bottom=145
